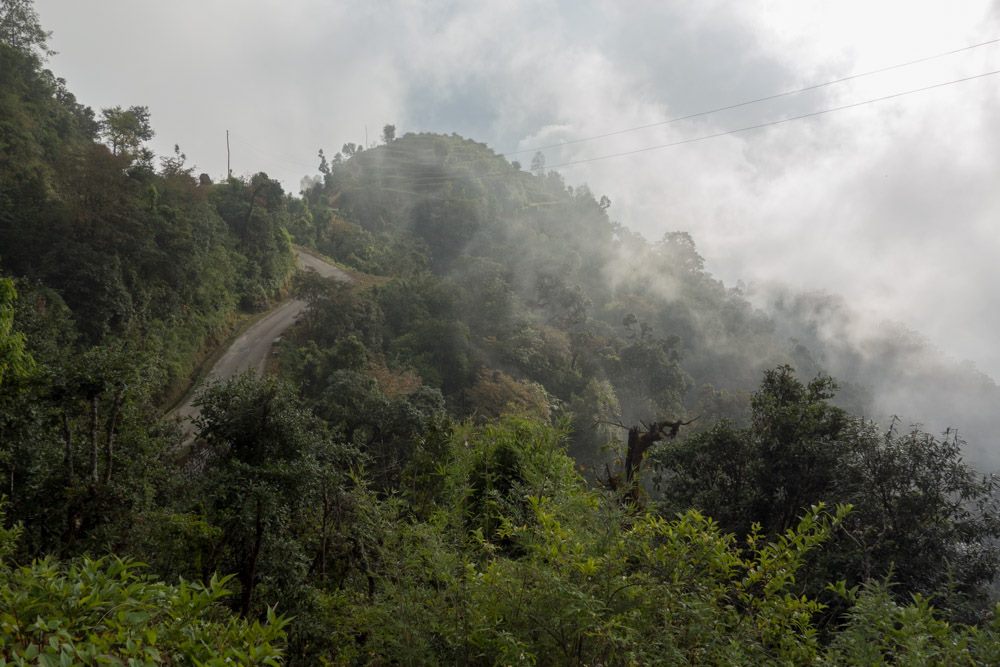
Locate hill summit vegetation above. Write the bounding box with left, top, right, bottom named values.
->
left=3, top=3, right=1000, bottom=663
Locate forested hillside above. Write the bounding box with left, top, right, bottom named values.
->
left=294, top=131, right=1000, bottom=466
left=3, top=3, right=1000, bottom=663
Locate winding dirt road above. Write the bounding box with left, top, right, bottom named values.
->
left=169, top=248, right=349, bottom=440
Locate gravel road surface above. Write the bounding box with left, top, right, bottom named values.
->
left=169, top=248, right=348, bottom=440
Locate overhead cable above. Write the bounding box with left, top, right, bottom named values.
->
left=501, top=36, right=1000, bottom=158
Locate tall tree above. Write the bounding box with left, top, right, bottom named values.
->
left=99, top=105, right=154, bottom=165
left=317, top=148, right=330, bottom=175
left=193, top=374, right=355, bottom=617
left=0, top=0, right=51, bottom=57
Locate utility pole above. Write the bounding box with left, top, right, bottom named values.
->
left=365, top=125, right=368, bottom=149
left=226, top=130, right=231, bottom=179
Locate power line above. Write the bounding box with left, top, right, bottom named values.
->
left=340, top=67, right=1000, bottom=188
left=339, top=42, right=1000, bottom=185
left=544, top=68, right=1000, bottom=170
left=501, top=35, right=1000, bottom=159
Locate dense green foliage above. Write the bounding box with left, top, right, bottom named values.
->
left=0, top=510, right=287, bottom=665
left=0, top=18, right=298, bottom=555
left=0, top=15, right=295, bottom=662
left=0, top=278, right=32, bottom=385
left=314, top=419, right=1000, bottom=664
left=4, top=4, right=1000, bottom=662
left=655, top=366, right=1000, bottom=620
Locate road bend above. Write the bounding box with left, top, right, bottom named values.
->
left=168, top=247, right=349, bottom=443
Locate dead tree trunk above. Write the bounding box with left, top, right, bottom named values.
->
left=603, top=418, right=698, bottom=506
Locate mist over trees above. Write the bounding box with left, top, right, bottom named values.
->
left=4, top=3, right=1000, bottom=663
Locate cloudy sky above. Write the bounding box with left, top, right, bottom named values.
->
left=35, top=0, right=1000, bottom=377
